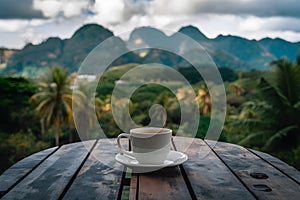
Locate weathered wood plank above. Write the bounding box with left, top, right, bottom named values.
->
left=137, top=166, right=192, bottom=200
left=248, top=149, right=300, bottom=185
left=129, top=137, right=192, bottom=200
left=128, top=138, right=191, bottom=200
left=0, top=146, right=58, bottom=196
left=1, top=140, right=96, bottom=200
left=62, top=139, right=124, bottom=200
left=129, top=173, right=138, bottom=200
left=207, top=140, right=300, bottom=200
left=173, top=137, right=255, bottom=200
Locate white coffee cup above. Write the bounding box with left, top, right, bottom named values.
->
left=117, top=127, right=172, bottom=165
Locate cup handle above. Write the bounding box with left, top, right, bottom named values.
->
left=117, top=133, right=131, bottom=155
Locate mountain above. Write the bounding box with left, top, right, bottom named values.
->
left=3, top=24, right=137, bottom=76
left=7, top=37, right=64, bottom=72
left=136, top=26, right=300, bottom=70
left=61, top=24, right=120, bottom=70
left=211, top=35, right=275, bottom=69
left=178, top=25, right=209, bottom=42
left=259, top=37, right=300, bottom=61
left=1, top=24, right=300, bottom=76
left=127, top=27, right=183, bottom=66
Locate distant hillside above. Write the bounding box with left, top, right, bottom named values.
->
left=128, top=25, right=300, bottom=70
left=2, top=24, right=137, bottom=76
left=1, top=24, right=300, bottom=77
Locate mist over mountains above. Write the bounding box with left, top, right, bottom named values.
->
left=1, top=23, right=300, bottom=76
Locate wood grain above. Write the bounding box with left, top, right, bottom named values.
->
left=249, top=149, right=300, bottom=185
left=129, top=173, right=138, bottom=200
left=2, top=137, right=299, bottom=200
left=1, top=141, right=96, bottom=200
left=0, top=147, right=58, bottom=197
left=207, top=140, right=300, bottom=200
left=62, top=139, right=124, bottom=200
left=137, top=167, right=192, bottom=200
left=129, top=138, right=192, bottom=200
left=173, top=137, right=255, bottom=200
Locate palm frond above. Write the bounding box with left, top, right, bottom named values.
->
left=45, top=103, right=55, bottom=126
left=271, top=58, right=300, bottom=105
left=294, top=101, right=300, bottom=110
left=62, top=99, right=73, bottom=123
left=35, top=98, right=53, bottom=114
left=29, top=91, right=53, bottom=104
left=238, top=130, right=273, bottom=147
left=231, top=118, right=264, bottom=127
left=264, top=125, right=298, bottom=151
left=259, top=77, right=290, bottom=111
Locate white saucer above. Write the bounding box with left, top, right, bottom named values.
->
left=115, top=150, right=188, bottom=173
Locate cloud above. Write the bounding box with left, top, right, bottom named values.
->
left=151, top=0, right=300, bottom=18
left=85, top=0, right=300, bottom=42
left=90, top=0, right=126, bottom=25
left=0, top=0, right=93, bottom=19
left=0, top=0, right=44, bottom=19
left=33, top=0, right=92, bottom=18
left=0, top=16, right=86, bottom=48
left=20, top=28, right=44, bottom=45
left=185, top=14, right=300, bottom=42
left=0, top=0, right=300, bottom=48
left=0, top=19, right=48, bottom=32
left=262, top=17, right=300, bottom=32
left=86, top=0, right=300, bottom=37
left=87, top=0, right=149, bottom=26
left=0, top=20, right=29, bottom=32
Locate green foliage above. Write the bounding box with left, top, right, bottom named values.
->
left=0, top=77, right=37, bottom=133
left=177, top=67, right=203, bottom=84
left=99, top=64, right=138, bottom=83
left=177, top=66, right=238, bottom=84
left=2, top=56, right=300, bottom=174
left=30, top=67, right=73, bottom=126
left=219, top=67, right=238, bottom=82
left=0, top=132, right=50, bottom=174
left=74, top=83, right=103, bottom=140
left=29, top=66, right=84, bottom=146
left=98, top=111, right=121, bottom=138
left=264, top=126, right=298, bottom=151
left=6, top=37, right=64, bottom=73
left=96, top=83, right=115, bottom=98
left=293, top=146, right=300, bottom=164
left=271, top=145, right=300, bottom=171
left=130, top=84, right=171, bottom=103
left=228, top=57, right=300, bottom=156
left=196, top=116, right=210, bottom=139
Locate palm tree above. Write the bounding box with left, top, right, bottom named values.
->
left=229, top=100, right=270, bottom=146
left=258, top=58, right=300, bottom=150
left=233, top=58, right=300, bottom=151
left=30, top=67, right=83, bottom=146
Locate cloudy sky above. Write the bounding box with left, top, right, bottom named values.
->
left=0, top=0, right=299, bottom=49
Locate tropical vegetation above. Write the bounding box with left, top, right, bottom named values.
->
left=1, top=58, right=300, bottom=174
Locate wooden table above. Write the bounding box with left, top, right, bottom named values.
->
left=0, top=137, right=299, bottom=199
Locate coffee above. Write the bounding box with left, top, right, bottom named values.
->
left=130, top=127, right=170, bottom=137
left=117, top=127, right=172, bottom=164
left=134, top=128, right=169, bottom=134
